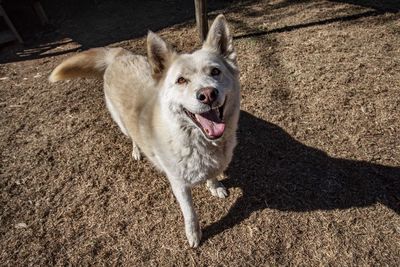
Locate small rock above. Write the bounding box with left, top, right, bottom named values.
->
left=15, top=222, right=28, bottom=229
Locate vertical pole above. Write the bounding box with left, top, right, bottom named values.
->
left=0, top=4, right=23, bottom=43
left=194, top=0, right=208, bottom=42
left=33, top=1, right=49, bottom=25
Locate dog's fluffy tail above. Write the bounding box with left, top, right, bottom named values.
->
left=49, top=47, right=126, bottom=82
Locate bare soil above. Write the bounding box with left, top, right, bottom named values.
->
left=1, top=0, right=399, bottom=266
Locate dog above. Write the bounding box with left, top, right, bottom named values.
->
left=49, top=14, right=240, bottom=247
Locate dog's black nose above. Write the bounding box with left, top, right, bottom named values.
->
left=196, top=87, right=218, bottom=105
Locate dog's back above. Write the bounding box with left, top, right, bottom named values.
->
left=49, top=48, right=159, bottom=142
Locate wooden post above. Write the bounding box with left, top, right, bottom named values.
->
left=194, top=0, right=208, bottom=42
left=0, top=3, right=23, bottom=43
left=33, top=1, right=49, bottom=25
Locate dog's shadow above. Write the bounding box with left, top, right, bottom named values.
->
left=203, top=111, right=400, bottom=239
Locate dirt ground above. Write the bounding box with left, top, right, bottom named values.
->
left=1, top=0, right=399, bottom=266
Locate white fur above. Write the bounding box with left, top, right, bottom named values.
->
left=50, top=15, right=240, bottom=248
left=104, top=94, right=129, bottom=136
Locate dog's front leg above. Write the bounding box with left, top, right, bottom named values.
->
left=170, top=181, right=201, bottom=248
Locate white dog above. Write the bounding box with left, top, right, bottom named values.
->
left=49, top=14, right=240, bottom=247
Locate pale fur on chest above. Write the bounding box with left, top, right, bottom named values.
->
left=147, top=128, right=233, bottom=186
left=173, top=136, right=227, bottom=185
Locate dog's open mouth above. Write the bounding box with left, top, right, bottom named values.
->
left=184, top=104, right=225, bottom=140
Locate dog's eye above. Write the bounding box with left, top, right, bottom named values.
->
left=176, top=77, right=187, bottom=84
left=211, top=68, right=221, bottom=76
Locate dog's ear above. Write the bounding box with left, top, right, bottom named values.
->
left=203, top=14, right=236, bottom=64
left=147, top=31, right=175, bottom=78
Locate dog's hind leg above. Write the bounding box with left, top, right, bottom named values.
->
left=206, top=174, right=228, bottom=198
left=105, top=94, right=129, bottom=136
left=105, top=94, right=141, bottom=160
left=131, top=142, right=141, bottom=160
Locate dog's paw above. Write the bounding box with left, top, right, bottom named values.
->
left=207, top=180, right=228, bottom=198
left=185, top=221, right=202, bottom=248
left=131, top=144, right=141, bottom=161
left=210, top=186, right=228, bottom=198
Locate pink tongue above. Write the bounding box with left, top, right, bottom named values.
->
left=195, top=110, right=225, bottom=138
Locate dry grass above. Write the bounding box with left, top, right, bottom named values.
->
left=1, top=0, right=399, bottom=266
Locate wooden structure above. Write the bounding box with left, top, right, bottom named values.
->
left=0, top=0, right=49, bottom=44
left=194, top=0, right=208, bottom=42
left=0, top=0, right=23, bottom=43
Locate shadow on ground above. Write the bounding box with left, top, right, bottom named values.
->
left=1, top=0, right=399, bottom=63
left=234, top=10, right=385, bottom=39
left=204, top=111, right=400, bottom=240
left=0, top=0, right=254, bottom=63
left=234, top=0, right=399, bottom=39
left=332, top=0, right=399, bottom=12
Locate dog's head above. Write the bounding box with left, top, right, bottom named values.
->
left=147, top=15, right=240, bottom=141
